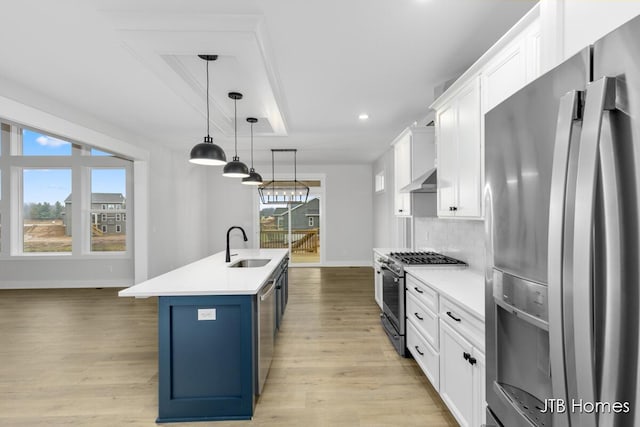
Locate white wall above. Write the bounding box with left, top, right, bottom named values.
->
left=372, top=149, right=395, bottom=249
left=146, top=148, right=211, bottom=278
left=209, top=163, right=374, bottom=266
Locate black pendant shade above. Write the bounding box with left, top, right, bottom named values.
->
left=242, top=117, right=263, bottom=185
left=222, top=92, right=250, bottom=178
left=190, top=136, right=227, bottom=166
left=189, top=54, right=227, bottom=166
left=223, top=156, right=250, bottom=178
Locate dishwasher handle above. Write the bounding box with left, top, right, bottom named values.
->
left=260, top=280, right=276, bottom=301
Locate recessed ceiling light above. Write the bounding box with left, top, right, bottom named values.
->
left=359, top=113, right=369, bottom=120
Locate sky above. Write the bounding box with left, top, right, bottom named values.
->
left=22, top=130, right=125, bottom=204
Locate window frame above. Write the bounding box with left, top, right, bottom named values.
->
left=0, top=122, right=133, bottom=259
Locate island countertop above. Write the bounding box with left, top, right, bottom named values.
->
left=118, top=249, right=289, bottom=298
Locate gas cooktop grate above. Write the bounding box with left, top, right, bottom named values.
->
left=389, top=251, right=467, bottom=266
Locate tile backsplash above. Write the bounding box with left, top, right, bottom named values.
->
left=414, top=217, right=485, bottom=271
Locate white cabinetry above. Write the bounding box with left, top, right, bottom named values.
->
left=394, top=132, right=412, bottom=216
left=435, top=76, right=482, bottom=218
left=406, top=272, right=486, bottom=427
left=406, top=274, right=440, bottom=390
left=439, top=321, right=485, bottom=427
left=482, top=18, right=541, bottom=113
left=430, top=5, right=540, bottom=220
left=373, top=252, right=383, bottom=310
left=439, top=297, right=486, bottom=427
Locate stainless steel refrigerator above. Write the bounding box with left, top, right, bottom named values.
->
left=485, top=14, right=640, bottom=427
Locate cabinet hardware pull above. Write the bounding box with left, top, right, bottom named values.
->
left=469, top=357, right=477, bottom=366
left=414, top=287, right=424, bottom=294
left=415, top=346, right=424, bottom=356
left=447, top=311, right=461, bottom=322
left=463, top=352, right=470, bottom=360
left=452, top=206, right=458, bottom=211
left=376, top=270, right=380, bottom=274
left=414, top=313, right=424, bottom=321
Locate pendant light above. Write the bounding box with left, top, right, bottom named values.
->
left=222, top=92, right=250, bottom=178
left=242, top=117, right=264, bottom=185
left=189, top=55, right=227, bottom=166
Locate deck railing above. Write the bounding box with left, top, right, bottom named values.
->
left=260, top=228, right=319, bottom=253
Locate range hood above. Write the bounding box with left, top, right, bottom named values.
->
left=400, top=168, right=437, bottom=193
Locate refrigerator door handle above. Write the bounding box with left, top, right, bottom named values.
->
left=573, top=76, right=616, bottom=427
left=597, top=81, right=624, bottom=422
left=547, top=89, right=582, bottom=427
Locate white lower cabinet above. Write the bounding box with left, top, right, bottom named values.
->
left=407, top=319, right=440, bottom=390
left=372, top=251, right=384, bottom=310
left=439, top=320, right=485, bottom=427
left=406, top=273, right=485, bottom=426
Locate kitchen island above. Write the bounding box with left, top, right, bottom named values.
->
left=119, top=248, right=289, bottom=423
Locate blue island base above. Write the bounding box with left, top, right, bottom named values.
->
left=157, top=295, right=255, bottom=422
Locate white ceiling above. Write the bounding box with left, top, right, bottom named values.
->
left=0, top=0, right=536, bottom=165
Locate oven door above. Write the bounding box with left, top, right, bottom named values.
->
left=382, top=266, right=405, bottom=335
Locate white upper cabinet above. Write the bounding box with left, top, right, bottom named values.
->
left=393, top=132, right=412, bottom=216
left=393, top=126, right=436, bottom=217
left=435, top=76, right=482, bottom=218
left=431, top=4, right=540, bottom=220
left=482, top=17, right=541, bottom=114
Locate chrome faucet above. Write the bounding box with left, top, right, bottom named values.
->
left=226, top=226, right=248, bottom=262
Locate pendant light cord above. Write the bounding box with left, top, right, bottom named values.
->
left=206, top=59, right=210, bottom=138
left=250, top=122, right=254, bottom=169
left=234, top=98, right=238, bottom=157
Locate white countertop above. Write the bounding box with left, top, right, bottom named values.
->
left=404, top=267, right=485, bottom=321
left=118, top=249, right=289, bottom=298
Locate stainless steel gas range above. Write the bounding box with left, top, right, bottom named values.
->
left=379, top=251, right=467, bottom=356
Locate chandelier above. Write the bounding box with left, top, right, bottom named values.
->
left=258, top=149, right=309, bottom=205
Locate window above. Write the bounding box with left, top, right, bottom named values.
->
left=91, top=168, right=126, bottom=252
left=23, top=169, right=72, bottom=253
left=22, top=129, right=72, bottom=156
left=0, top=121, right=133, bottom=257
left=122, top=213, right=126, bottom=221
left=308, top=217, right=314, bottom=227
left=375, top=171, right=385, bottom=192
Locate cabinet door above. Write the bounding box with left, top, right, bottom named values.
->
left=374, top=263, right=383, bottom=309
left=436, top=103, right=458, bottom=217
left=455, top=77, right=482, bottom=218
left=482, top=40, right=527, bottom=113
left=439, top=320, right=474, bottom=427
left=472, top=349, right=487, bottom=427
left=394, top=134, right=412, bottom=216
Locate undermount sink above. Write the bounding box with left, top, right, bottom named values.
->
left=228, top=258, right=271, bottom=268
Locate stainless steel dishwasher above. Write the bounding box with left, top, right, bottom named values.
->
left=256, top=279, right=276, bottom=395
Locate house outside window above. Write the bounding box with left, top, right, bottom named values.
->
left=308, top=217, right=314, bottom=227
left=116, top=225, right=121, bottom=233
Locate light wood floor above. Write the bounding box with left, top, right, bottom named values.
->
left=0, top=268, right=457, bottom=426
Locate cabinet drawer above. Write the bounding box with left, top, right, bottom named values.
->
left=406, top=274, right=438, bottom=314
left=440, top=297, right=484, bottom=353
left=407, top=320, right=440, bottom=392
left=406, top=292, right=439, bottom=350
